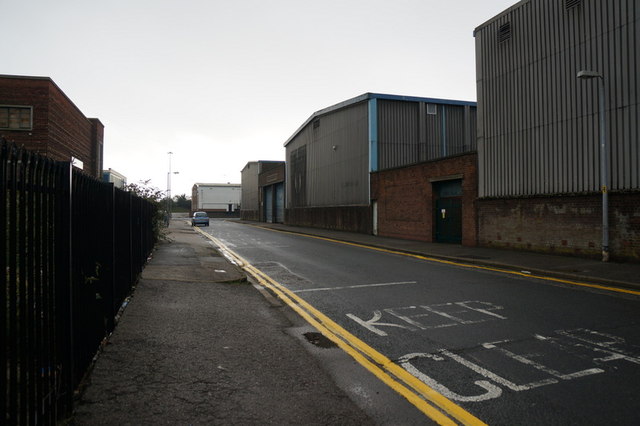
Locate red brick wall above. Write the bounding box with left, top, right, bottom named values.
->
left=370, top=153, right=478, bottom=246
left=0, top=76, right=102, bottom=177
left=477, top=193, right=640, bottom=261
left=0, top=77, right=50, bottom=156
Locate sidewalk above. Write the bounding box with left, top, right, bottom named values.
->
left=72, top=219, right=373, bottom=425
left=237, top=220, right=640, bottom=291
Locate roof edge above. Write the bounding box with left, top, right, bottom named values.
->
left=241, top=160, right=284, bottom=172
left=193, top=182, right=241, bottom=187
left=473, top=0, right=531, bottom=36
left=0, top=74, right=102, bottom=128
left=283, top=92, right=476, bottom=147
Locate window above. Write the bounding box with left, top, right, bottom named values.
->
left=426, top=103, right=437, bottom=115
left=497, top=22, right=511, bottom=43
left=0, top=106, right=32, bottom=130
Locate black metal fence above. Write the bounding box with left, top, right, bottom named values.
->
left=2, top=138, right=157, bottom=425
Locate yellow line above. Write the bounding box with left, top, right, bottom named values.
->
left=194, top=227, right=487, bottom=426
left=246, top=264, right=458, bottom=426
left=243, top=224, right=640, bottom=296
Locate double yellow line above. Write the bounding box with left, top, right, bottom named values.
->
left=246, top=224, right=640, bottom=297
left=195, top=227, right=487, bottom=426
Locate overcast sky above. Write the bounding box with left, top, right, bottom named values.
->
left=2, top=0, right=514, bottom=197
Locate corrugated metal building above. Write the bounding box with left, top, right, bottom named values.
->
left=102, top=168, right=127, bottom=189
left=240, top=162, right=260, bottom=220
left=285, top=93, right=477, bottom=241
left=475, top=0, right=640, bottom=260
left=240, top=161, right=285, bottom=222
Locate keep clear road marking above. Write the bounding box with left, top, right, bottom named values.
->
left=194, top=227, right=487, bottom=426
left=242, top=223, right=640, bottom=297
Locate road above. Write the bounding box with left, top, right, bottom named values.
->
left=202, top=219, right=640, bottom=425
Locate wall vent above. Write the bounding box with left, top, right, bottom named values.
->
left=565, top=0, right=581, bottom=10
left=497, top=22, right=511, bottom=43
left=313, top=119, right=320, bottom=129
left=426, top=103, right=437, bottom=115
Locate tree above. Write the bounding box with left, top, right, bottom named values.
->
left=173, top=193, right=191, bottom=211
left=123, top=179, right=168, bottom=237
left=123, top=179, right=165, bottom=203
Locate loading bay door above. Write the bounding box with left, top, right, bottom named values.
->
left=264, top=183, right=285, bottom=223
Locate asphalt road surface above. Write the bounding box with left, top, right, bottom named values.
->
left=203, top=219, right=640, bottom=425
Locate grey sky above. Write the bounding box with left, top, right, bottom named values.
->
left=2, top=0, right=514, bottom=197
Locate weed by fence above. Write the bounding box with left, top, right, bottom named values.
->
left=2, top=138, right=157, bottom=425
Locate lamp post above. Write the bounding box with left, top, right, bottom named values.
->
left=577, top=70, right=609, bottom=262
left=167, top=152, right=179, bottom=221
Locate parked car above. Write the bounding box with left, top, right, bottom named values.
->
left=191, top=211, right=209, bottom=227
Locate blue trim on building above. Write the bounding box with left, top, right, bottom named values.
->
left=367, top=92, right=476, bottom=107
left=441, top=104, right=447, bottom=157
left=368, top=98, right=378, bottom=172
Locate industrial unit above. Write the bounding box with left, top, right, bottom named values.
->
left=0, top=74, right=104, bottom=178
left=102, top=168, right=127, bottom=189
left=284, top=93, right=477, bottom=244
left=240, top=161, right=285, bottom=223
left=191, top=183, right=241, bottom=217
left=474, top=0, right=639, bottom=260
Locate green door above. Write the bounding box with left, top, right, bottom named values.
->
left=434, top=180, right=462, bottom=244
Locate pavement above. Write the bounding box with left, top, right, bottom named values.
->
left=72, top=216, right=640, bottom=425
left=72, top=219, right=374, bottom=426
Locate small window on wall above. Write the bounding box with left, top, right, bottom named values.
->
left=426, top=104, right=437, bottom=115
left=0, top=106, right=33, bottom=130
left=497, top=22, right=511, bottom=43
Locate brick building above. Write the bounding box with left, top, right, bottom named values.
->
left=0, top=75, right=104, bottom=178
left=285, top=93, right=477, bottom=244
left=371, top=153, right=478, bottom=246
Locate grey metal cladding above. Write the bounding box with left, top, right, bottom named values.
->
left=240, top=163, right=259, bottom=211
left=378, top=100, right=419, bottom=169
left=289, top=145, right=307, bottom=207
left=378, top=100, right=477, bottom=170
left=475, top=0, right=639, bottom=198
left=286, top=100, right=369, bottom=208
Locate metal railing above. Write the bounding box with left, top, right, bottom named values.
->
left=2, top=138, right=157, bottom=425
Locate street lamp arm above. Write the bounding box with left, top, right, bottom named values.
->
left=577, top=70, right=602, bottom=79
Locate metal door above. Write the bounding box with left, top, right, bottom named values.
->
left=275, top=183, right=284, bottom=223
left=434, top=179, right=462, bottom=244
left=264, top=186, right=273, bottom=223
left=435, top=197, right=462, bottom=243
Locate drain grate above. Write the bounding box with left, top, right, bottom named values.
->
left=303, top=332, right=337, bottom=349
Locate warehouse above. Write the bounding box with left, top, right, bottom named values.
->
left=240, top=161, right=285, bottom=223
left=284, top=93, right=477, bottom=244
left=474, top=0, right=639, bottom=260
left=191, top=183, right=241, bottom=217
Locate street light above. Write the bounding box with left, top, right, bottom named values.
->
left=577, top=70, right=609, bottom=262
left=167, top=152, right=179, bottom=221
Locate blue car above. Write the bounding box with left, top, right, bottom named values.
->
left=191, top=211, right=210, bottom=227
